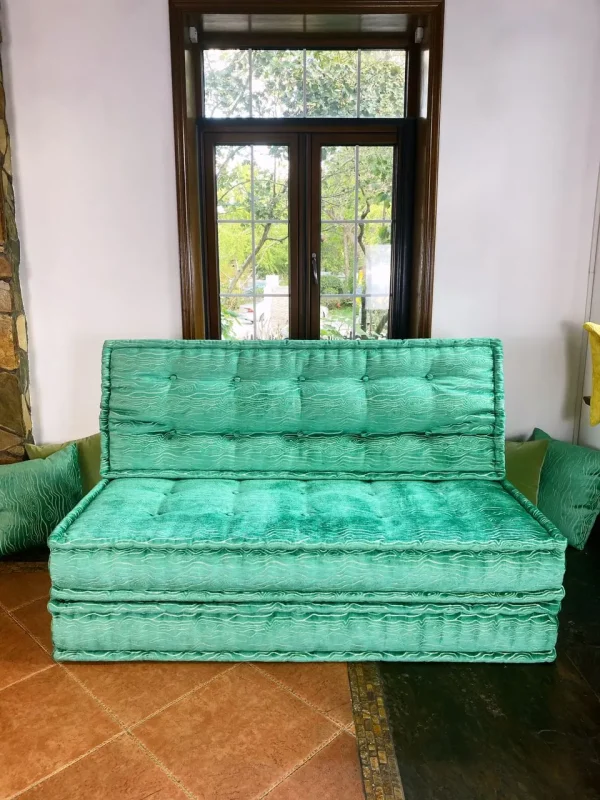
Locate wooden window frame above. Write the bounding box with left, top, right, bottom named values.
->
left=169, top=0, right=445, bottom=339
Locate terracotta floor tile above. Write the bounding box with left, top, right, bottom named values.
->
left=13, top=598, right=53, bottom=653
left=135, top=663, right=338, bottom=800
left=259, top=662, right=354, bottom=725
left=0, top=666, right=120, bottom=798
left=0, top=611, right=53, bottom=691
left=19, top=734, right=188, bottom=800
left=67, top=661, right=228, bottom=727
left=0, top=570, right=50, bottom=610
left=264, top=732, right=365, bottom=800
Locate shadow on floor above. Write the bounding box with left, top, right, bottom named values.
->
left=380, top=535, right=600, bottom=800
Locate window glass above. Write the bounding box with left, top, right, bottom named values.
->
left=203, top=49, right=406, bottom=119
left=216, top=145, right=290, bottom=339
left=320, top=145, right=394, bottom=340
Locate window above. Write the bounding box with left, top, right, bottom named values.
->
left=169, top=4, right=444, bottom=342
left=203, top=49, right=405, bottom=119
left=200, top=48, right=413, bottom=341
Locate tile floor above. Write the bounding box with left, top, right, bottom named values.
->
left=0, top=567, right=365, bottom=800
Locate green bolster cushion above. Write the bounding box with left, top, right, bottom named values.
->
left=25, top=433, right=101, bottom=495
left=0, top=443, right=83, bottom=556
left=532, top=428, right=600, bottom=549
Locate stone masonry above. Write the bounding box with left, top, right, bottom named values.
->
left=0, top=34, right=31, bottom=463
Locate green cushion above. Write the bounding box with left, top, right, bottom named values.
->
left=0, top=444, right=83, bottom=556
left=505, top=439, right=549, bottom=505
left=49, top=598, right=561, bottom=663
left=100, top=339, right=506, bottom=480
left=49, top=477, right=565, bottom=603
left=532, top=428, right=600, bottom=549
left=25, top=434, right=101, bottom=495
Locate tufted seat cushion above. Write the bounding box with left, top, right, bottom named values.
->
left=50, top=477, right=565, bottom=604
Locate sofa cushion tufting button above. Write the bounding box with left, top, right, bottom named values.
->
left=298, top=376, right=306, bottom=382
left=233, top=376, right=241, bottom=382
left=426, top=373, right=434, bottom=380
left=169, top=374, right=177, bottom=381
left=362, top=375, right=369, bottom=382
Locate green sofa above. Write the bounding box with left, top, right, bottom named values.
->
left=48, top=338, right=566, bottom=662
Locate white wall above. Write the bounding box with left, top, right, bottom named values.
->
left=3, top=0, right=600, bottom=442
left=2, top=0, right=181, bottom=442
left=433, top=0, right=600, bottom=440
left=576, top=174, right=600, bottom=449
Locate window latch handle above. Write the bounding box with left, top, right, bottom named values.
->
left=311, top=252, right=318, bottom=284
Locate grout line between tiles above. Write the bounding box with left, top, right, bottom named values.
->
left=59, top=664, right=198, bottom=799
left=125, top=730, right=198, bottom=800
left=127, top=663, right=238, bottom=730
left=8, top=733, right=125, bottom=800
left=257, top=728, right=344, bottom=800
left=7, top=592, right=51, bottom=613
left=0, top=663, right=55, bottom=695
left=5, top=598, right=226, bottom=800
left=5, top=602, right=52, bottom=654
left=250, top=663, right=352, bottom=730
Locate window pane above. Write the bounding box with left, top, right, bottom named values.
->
left=216, top=145, right=251, bottom=220
left=359, top=50, right=406, bottom=118
left=321, top=223, right=355, bottom=295
left=217, top=223, right=253, bottom=294
left=256, top=294, right=290, bottom=339
left=354, top=297, right=389, bottom=339
left=358, top=223, right=392, bottom=296
left=215, top=145, right=290, bottom=340
left=358, top=147, right=394, bottom=221
left=320, top=145, right=394, bottom=340
left=204, top=50, right=250, bottom=118
left=306, top=50, right=358, bottom=117
left=320, top=297, right=354, bottom=340
left=321, top=146, right=356, bottom=221
left=253, top=146, right=289, bottom=221
left=252, top=50, right=304, bottom=118
left=221, top=296, right=255, bottom=340
left=255, top=223, right=290, bottom=294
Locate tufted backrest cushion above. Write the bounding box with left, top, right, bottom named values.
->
left=100, top=339, right=505, bottom=480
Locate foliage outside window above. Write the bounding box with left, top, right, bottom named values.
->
left=204, top=49, right=406, bottom=118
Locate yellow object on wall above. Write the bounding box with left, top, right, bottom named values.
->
left=584, top=322, right=600, bottom=425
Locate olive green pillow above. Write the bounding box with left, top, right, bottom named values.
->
left=0, top=443, right=83, bottom=556
left=25, top=433, right=101, bottom=495
left=532, top=428, right=600, bottom=549
left=505, top=439, right=549, bottom=505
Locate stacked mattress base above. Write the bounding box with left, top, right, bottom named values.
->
left=50, top=476, right=566, bottom=662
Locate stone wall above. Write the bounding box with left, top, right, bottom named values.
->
left=0, top=37, right=31, bottom=464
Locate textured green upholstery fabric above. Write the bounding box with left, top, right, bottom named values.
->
left=25, top=434, right=101, bottom=495
left=50, top=478, right=565, bottom=602
left=100, top=339, right=505, bottom=480
left=532, top=428, right=600, bottom=549
left=1, top=444, right=83, bottom=556
left=49, top=599, right=561, bottom=663
left=48, top=339, right=566, bottom=663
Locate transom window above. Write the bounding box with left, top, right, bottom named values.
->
left=203, top=49, right=406, bottom=119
